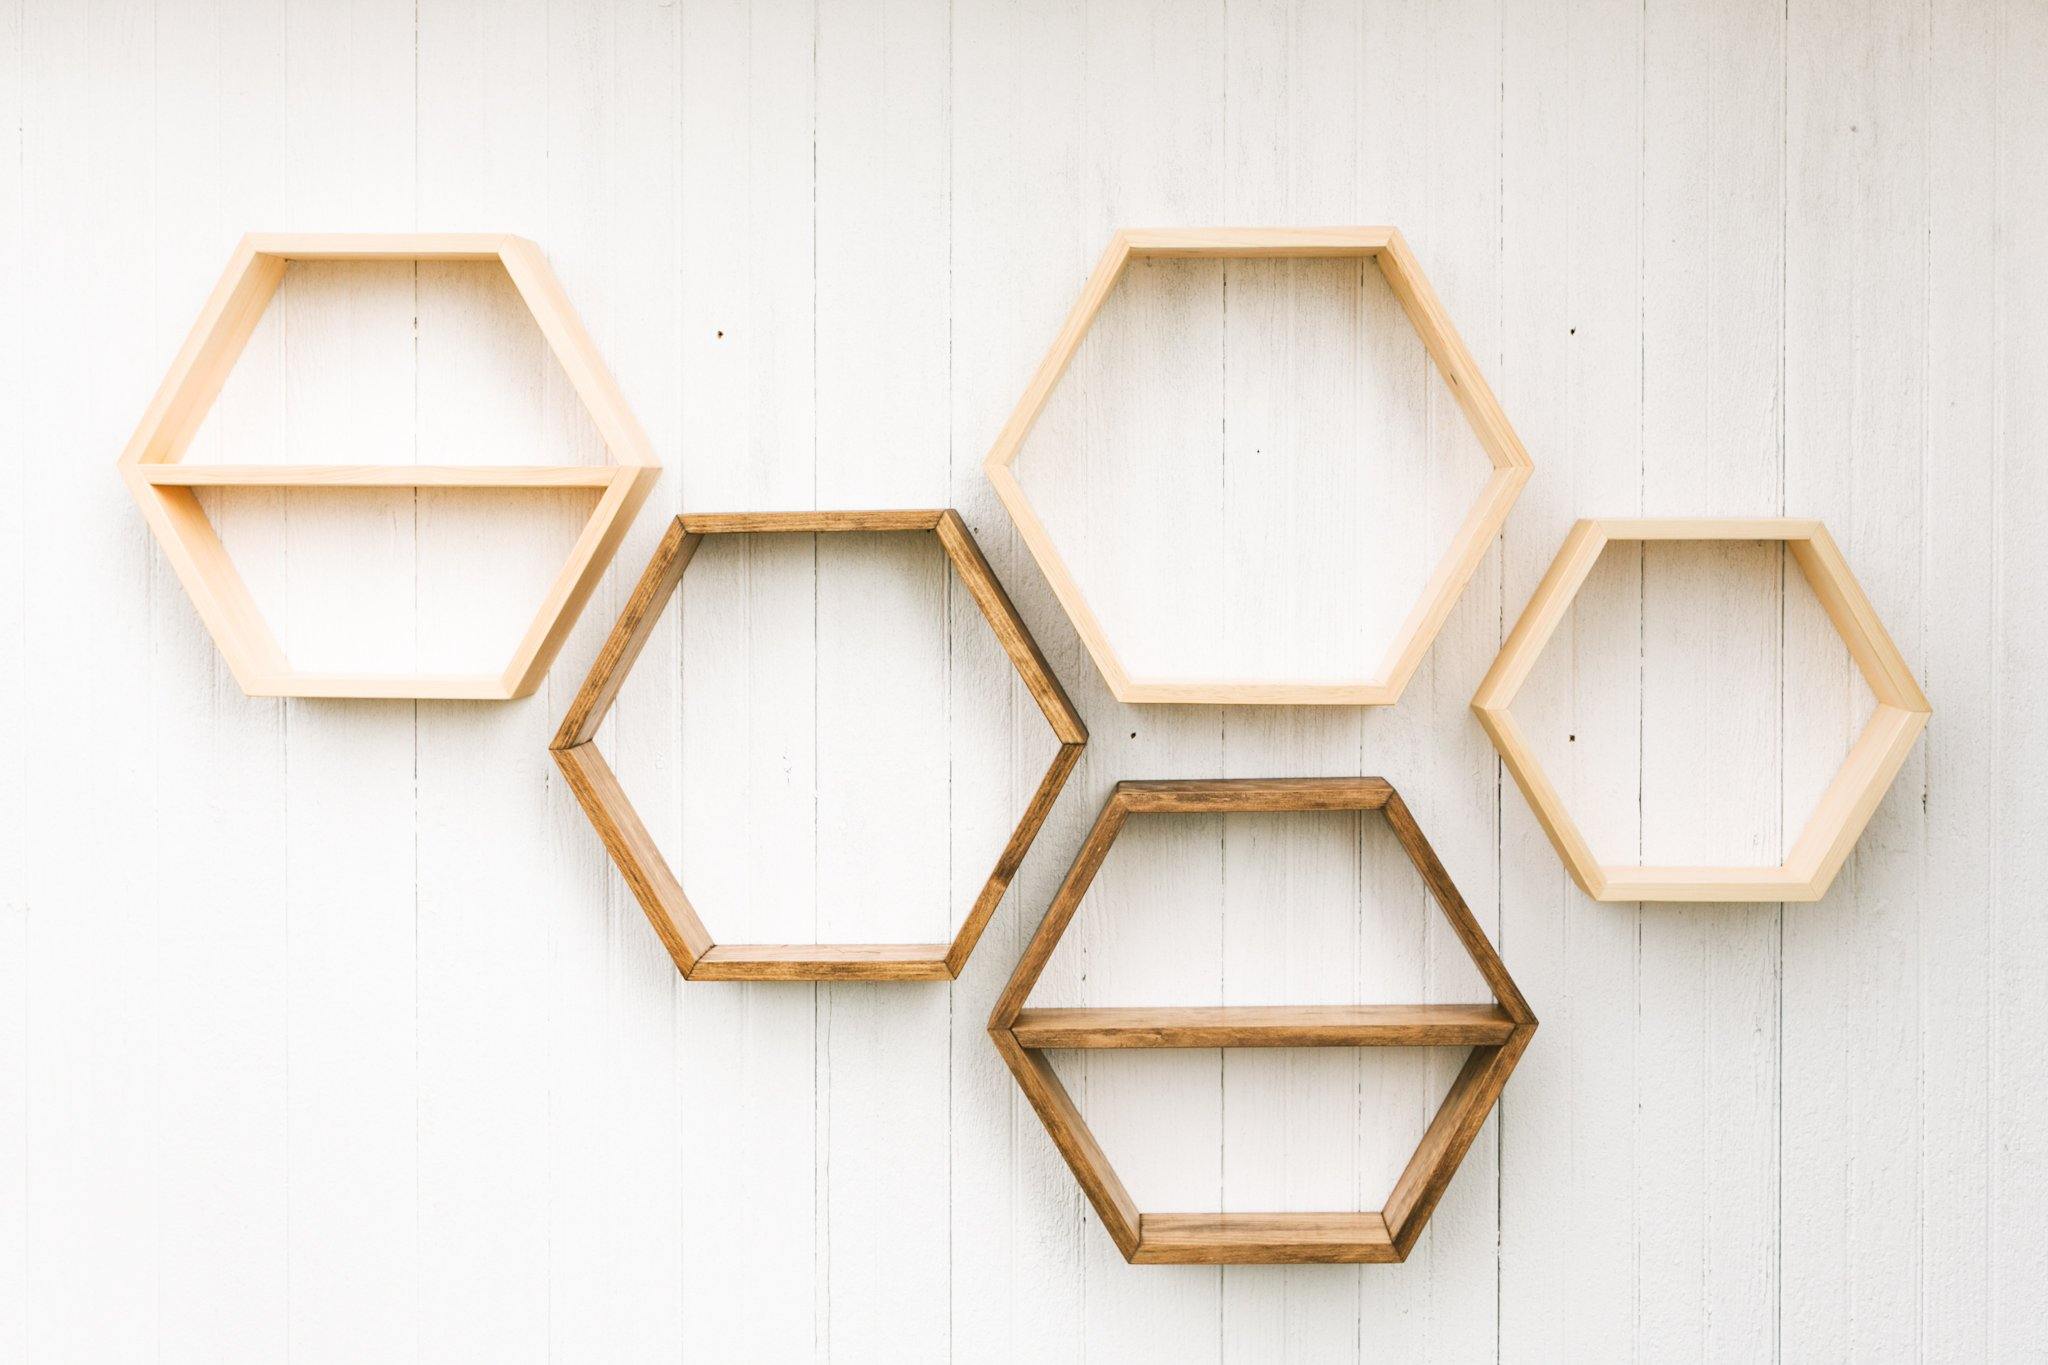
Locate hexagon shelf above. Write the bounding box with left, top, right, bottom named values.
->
left=552, top=509, right=1088, bottom=982
left=982, top=227, right=1533, bottom=706
left=989, top=777, right=1536, bottom=1264
left=1473, top=518, right=1931, bottom=903
left=117, top=233, right=661, bottom=700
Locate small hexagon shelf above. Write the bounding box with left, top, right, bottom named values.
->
left=1473, top=518, right=1931, bottom=903
left=983, top=227, right=1534, bottom=706
left=552, top=510, right=1088, bottom=982
left=118, top=233, right=661, bottom=700
left=989, top=778, right=1536, bottom=1264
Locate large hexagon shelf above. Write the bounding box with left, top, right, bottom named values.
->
left=552, top=510, right=1088, bottom=982
left=983, top=227, right=1533, bottom=706
left=118, top=233, right=661, bottom=699
left=1473, top=518, right=1931, bottom=902
left=989, top=777, right=1536, bottom=1264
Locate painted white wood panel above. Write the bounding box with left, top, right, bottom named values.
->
left=0, top=0, right=22, bottom=1353
left=3, top=0, right=2043, bottom=1360
left=148, top=7, right=291, bottom=1361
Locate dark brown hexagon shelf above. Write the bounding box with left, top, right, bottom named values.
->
left=552, top=509, right=1087, bottom=982
left=989, top=777, right=1536, bottom=1264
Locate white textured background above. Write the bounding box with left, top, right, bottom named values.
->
left=4, top=0, right=2045, bottom=1359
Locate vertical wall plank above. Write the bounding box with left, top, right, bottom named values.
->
left=1921, top=0, right=1997, bottom=1353
left=813, top=0, right=955, bottom=1353
left=1377, top=2, right=1512, bottom=1354
left=1782, top=0, right=1930, bottom=1355
left=1070, top=0, right=1229, bottom=1354
left=1217, top=1, right=1372, bottom=1356
left=149, top=3, right=291, bottom=1360
left=1351, top=4, right=1461, bottom=1350
left=4, top=0, right=32, bottom=1358
left=22, top=0, right=158, bottom=1357
left=276, top=1, right=420, bottom=1357
left=1992, top=0, right=2048, bottom=1347
left=1498, top=0, right=1649, bottom=1356
left=1496, top=6, right=1577, bottom=1352
left=540, top=1, right=688, bottom=1358
left=411, top=3, right=563, bottom=1358
left=0, top=0, right=28, bottom=1352
left=673, top=0, right=820, bottom=1357
left=1635, top=0, right=1785, bottom=1357
left=947, top=2, right=1092, bottom=1355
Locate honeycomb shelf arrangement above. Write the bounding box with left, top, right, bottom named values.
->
left=116, top=233, right=661, bottom=700
left=552, top=510, right=1088, bottom=982
left=982, top=226, right=1534, bottom=707
left=1472, top=517, right=1932, bottom=903
left=989, top=777, right=1536, bottom=1265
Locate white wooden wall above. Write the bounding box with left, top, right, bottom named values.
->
left=4, top=0, right=2045, bottom=1359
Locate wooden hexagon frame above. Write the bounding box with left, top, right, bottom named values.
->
left=982, top=227, right=1534, bottom=706
left=1473, top=518, right=1932, bottom=903
left=989, top=777, right=1536, bottom=1264
left=552, top=509, right=1088, bottom=982
left=117, top=233, right=661, bottom=700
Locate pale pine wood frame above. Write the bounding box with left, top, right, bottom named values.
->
left=117, top=233, right=662, bottom=700
left=551, top=510, right=1088, bottom=982
left=982, top=227, right=1534, bottom=706
left=1473, top=518, right=1932, bottom=903
left=989, top=778, right=1537, bottom=1264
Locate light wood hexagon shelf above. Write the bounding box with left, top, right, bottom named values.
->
left=1472, top=518, right=1931, bottom=903
left=989, top=777, right=1536, bottom=1264
left=983, top=227, right=1534, bottom=706
left=552, top=510, right=1087, bottom=982
left=118, top=233, right=661, bottom=700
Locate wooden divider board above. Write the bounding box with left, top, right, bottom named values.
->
left=989, top=778, right=1536, bottom=1264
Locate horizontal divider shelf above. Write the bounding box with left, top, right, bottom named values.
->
left=679, top=509, right=948, bottom=534
left=1008, top=1004, right=1517, bottom=1049
left=688, top=942, right=955, bottom=982
left=134, top=464, right=619, bottom=487
left=1133, top=1213, right=1398, bottom=1265
left=1115, top=776, right=1393, bottom=814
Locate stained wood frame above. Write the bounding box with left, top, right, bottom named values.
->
left=1473, top=518, right=1932, bottom=902
left=982, top=227, right=1534, bottom=706
left=552, top=510, right=1088, bottom=982
left=989, top=777, right=1537, bottom=1264
left=117, top=233, right=662, bottom=699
